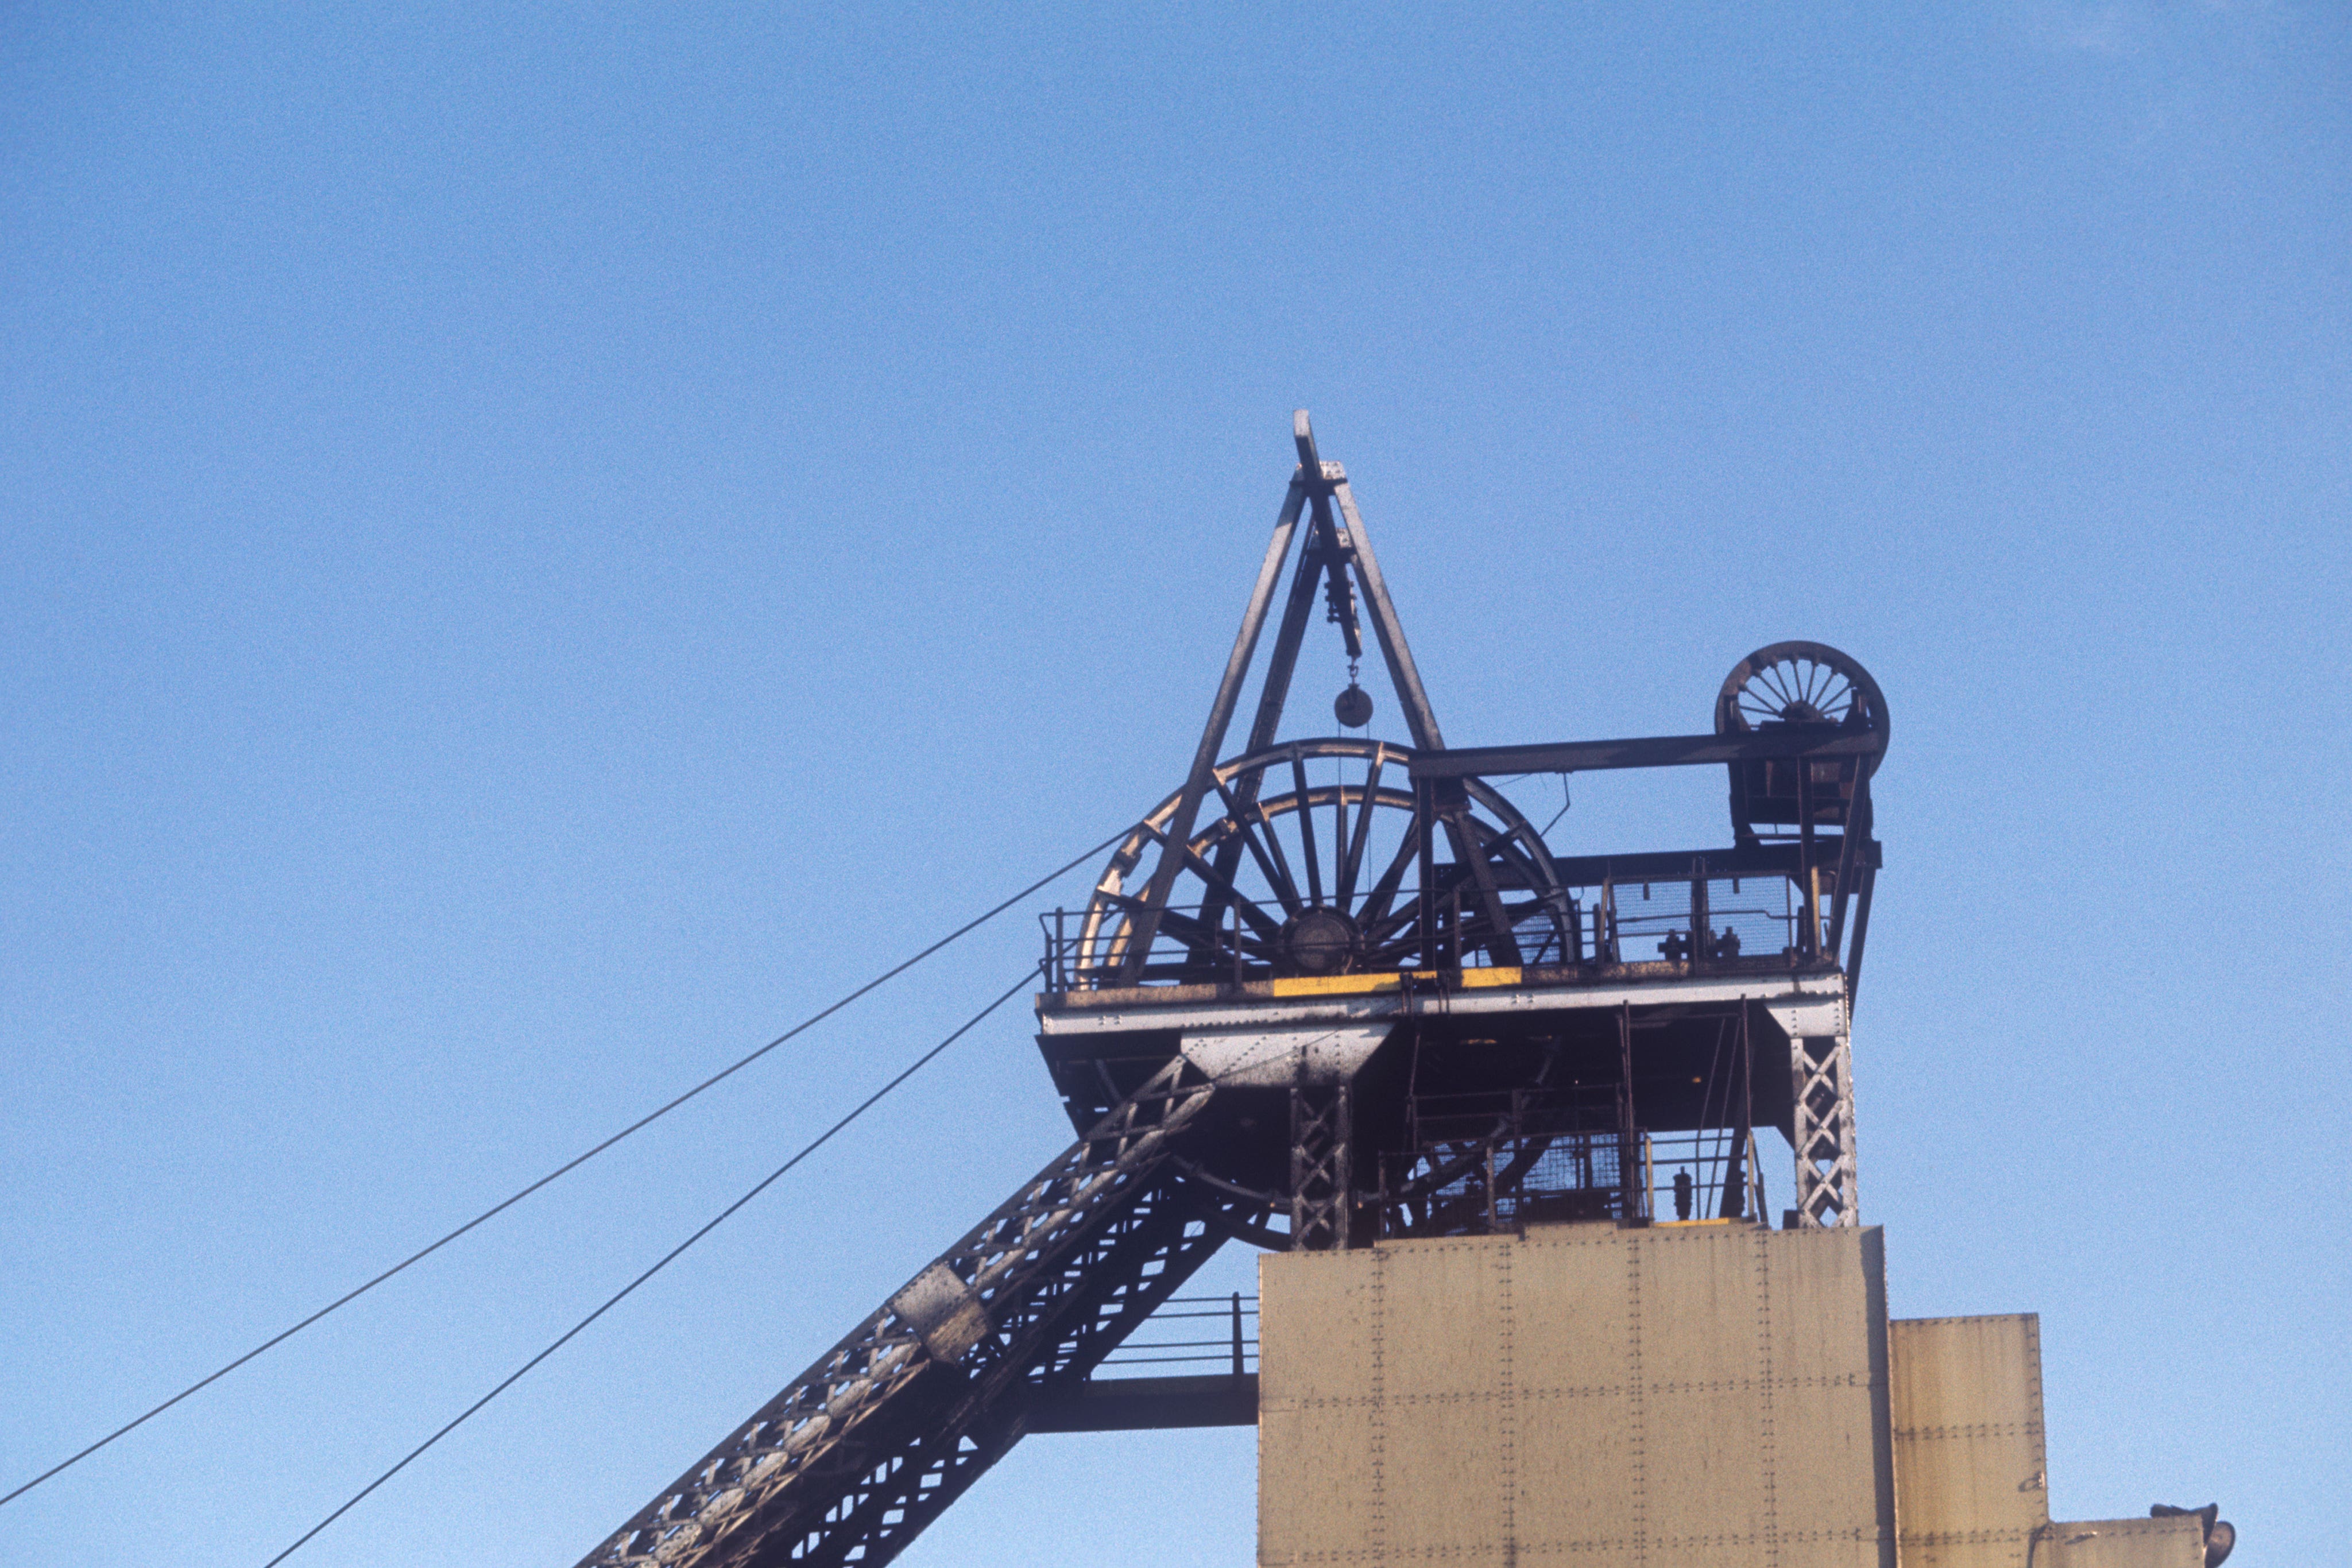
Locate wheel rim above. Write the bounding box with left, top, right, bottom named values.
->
left=1713, top=641, right=1888, bottom=776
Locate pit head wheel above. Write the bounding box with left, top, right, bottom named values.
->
left=1713, top=641, right=1887, bottom=843
left=1074, top=737, right=1573, bottom=987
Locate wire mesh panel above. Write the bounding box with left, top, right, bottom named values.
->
left=1380, top=1122, right=1632, bottom=1237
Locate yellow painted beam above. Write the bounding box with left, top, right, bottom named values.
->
left=1268, top=973, right=1405, bottom=997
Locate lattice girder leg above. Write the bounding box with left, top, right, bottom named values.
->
left=786, top=1182, right=1241, bottom=1566
left=1790, top=1032, right=1859, bottom=1227
left=1290, top=1082, right=1353, bottom=1250
left=576, top=1058, right=1223, bottom=1568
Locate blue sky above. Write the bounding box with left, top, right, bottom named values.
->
left=3, top=4, right=2345, bottom=1565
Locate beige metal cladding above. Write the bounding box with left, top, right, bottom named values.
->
left=1257, top=1221, right=1898, bottom=1567
left=1887, top=1315, right=2049, bottom=1567
left=2037, top=1517, right=2206, bottom=1568
left=1886, top=1320, right=2200, bottom=1568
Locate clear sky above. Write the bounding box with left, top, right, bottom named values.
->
left=3, top=5, right=2344, bottom=1565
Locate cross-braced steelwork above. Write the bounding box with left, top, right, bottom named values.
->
left=776, top=1176, right=1249, bottom=1566
left=1289, top=1083, right=1352, bottom=1251
left=1792, top=1033, right=1859, bottom=1227
left=575, top=1059, right=1223, bottom=1568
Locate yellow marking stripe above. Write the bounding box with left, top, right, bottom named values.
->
left=1456, top=965, right=1525, bottom=989
left=1268, top=973, right=1405, bottom=997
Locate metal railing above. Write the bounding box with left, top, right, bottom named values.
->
left=1579, top=876, right=1816, bottom=968
left=1095, top=1292, right=1257, bottom=1376
left=1037, top=869, right=1835, bottom=993
left=1644, top=1127, right=1769, bottom=1225
left=1375, top=1089, right=1774, bottom=1236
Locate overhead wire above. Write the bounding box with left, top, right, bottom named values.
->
left=1, top=824, right=1132, bottom=1511
left=261, top=971, right=1034, bottom=1568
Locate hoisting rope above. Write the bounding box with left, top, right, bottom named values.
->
left=1, top=825, right=1131, bottom=1511
left=261, top=971, right=1034, bottom=1568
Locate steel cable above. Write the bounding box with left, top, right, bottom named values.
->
left=261, top=971, right=1034, bottom=1567
left=1, top=826, right=1130, bottom=1511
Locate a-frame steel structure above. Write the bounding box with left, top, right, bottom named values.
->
left=575, top=416, right=1889, bottom=1568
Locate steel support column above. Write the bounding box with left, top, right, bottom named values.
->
left=1289, top=1082, right=1353, bottom=1250
left=1790, top=1032, right=1859, bottom=1228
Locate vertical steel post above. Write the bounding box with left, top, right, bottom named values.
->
left=1719, top=1004, right=1753, bottom=1220
left=1616, top=1002, right=1639, bottom=1224
left=1827, top=777, right=1871, bottom=959
left=1690, top=860, right=1710, bottom=968
left=1846, top=861, right=1878, bottom=1004
left=1230, top=896, right=1242, bottom=988
left=1414, top=778, right=1436, bottom=969
left=1796, top=758, right=1817, bottom=959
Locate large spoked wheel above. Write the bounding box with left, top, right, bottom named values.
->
left=1714, top=641, right=1888, bottom=843
left=1076, top=738, right=1572, bottom=986
left=1714, top=641, right=1889, bottom=771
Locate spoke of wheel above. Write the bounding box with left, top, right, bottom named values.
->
left=1147, top=901, right=1276, bottom=965
left=1213, top=779, right=1302, bottom=917
left=1355, top=825, right=1422, bottom=934
left=1128, top=826, right=1286, bottom=942
left=1363, top=860, right=1464, bottom=947
left=1442, top=811, right=1522, bottom=967
left=1227, top=776, right=1303, bottom=912
left=1105, top=886, right=1283, bottom=957
left=1336, top=747, right=1386, bottom=910
left=1486, top=837, right=1569, bottom=951
left=1332, top=773, right=1348, bottom=916
left=1290, top=750, right=1323, bottom=907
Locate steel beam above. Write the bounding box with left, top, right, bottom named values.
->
left=1026, top=1373, right=1258, bottom=1433
left=1409, top=729, right=1883, bottom=780
left=1305, top=415, right=1445, bottom=752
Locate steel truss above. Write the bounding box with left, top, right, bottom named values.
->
left=576, top=1059, right=1241, bottom=1568
left=1288, top=1083, right=1353, bottom=1250
left=1791, top=1032, right=1859, bottom=1227
left=1116, top=413, right=1456, bottom=984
